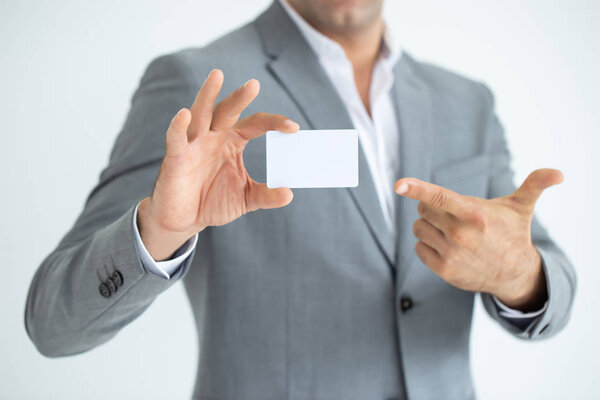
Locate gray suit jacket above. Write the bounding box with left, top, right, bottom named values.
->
left=25, top=2, right=576, bottom=399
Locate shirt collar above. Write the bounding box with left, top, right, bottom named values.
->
left=278, top=0, right=402, bottom=67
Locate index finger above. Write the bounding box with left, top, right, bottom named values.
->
left=394, top=178, right=471, bottom=218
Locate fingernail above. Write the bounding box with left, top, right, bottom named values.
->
left=203, top=71, right=214, bottom=85
left=243, top=79, right=254, bottom=88
left=204, top=69, right=222, bottom=84
left=174, top=108, right=185, bottom=120
left=284, top=119, right=299, bottom=129
left=396, top=182, right=409, bottom=195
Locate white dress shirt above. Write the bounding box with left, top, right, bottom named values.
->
left=131, top=0, right=546, bottom=321
left=279, top=0, right=402, bottom=236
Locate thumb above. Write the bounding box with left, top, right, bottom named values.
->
left=246, top=180, right=294, bottom=212
left=510, top=168, right=564, bottom=212
left=165, top=108, right=192, bottom=157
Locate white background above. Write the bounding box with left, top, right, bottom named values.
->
left=1, top=0, right=598, bottom=398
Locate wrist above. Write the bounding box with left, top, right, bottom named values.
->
left=493, top=246, right=547, bottom=312
left=137, top=197, right=201, bottom=261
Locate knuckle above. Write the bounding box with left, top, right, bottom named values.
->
left=200, top=105, right=213, bottom=116
left=417, top=201, right=426, bottom=216
left=430, top=191, right=447, bottom=208
left=228, top=111, right=241, bottom=122
left=436, top=258, right=450, bottom=276
left=437, top=255, right=448, bottom=270
left=413, top=219, right=424, bottom=237
left=244, top=113, right=263, bottom=128
left=414, top=241, right=425, bottom=259
left=444, top=247, right=459, bottom=266
left=439, top=262, right=456, bottom=281
left=471, top=210, right=488, bottom=230
left=448, top=225, right=464, bottom=243
left=414, top=240, right=422, bottom=253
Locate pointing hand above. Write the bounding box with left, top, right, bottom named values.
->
left=394, top=169, right=564, bottom=311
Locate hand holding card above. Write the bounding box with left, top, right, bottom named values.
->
left=266, top=129, right=359, bottom=188
left=137, top=71, right=299, bottom=261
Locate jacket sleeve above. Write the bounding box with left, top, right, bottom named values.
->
left=25, top=52, right=201, bottom=357
left=478, top=83, right=577, bottom=340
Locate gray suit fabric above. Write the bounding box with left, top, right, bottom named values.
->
left=25, top=2, right=576, bottom=399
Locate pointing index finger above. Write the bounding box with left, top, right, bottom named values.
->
left=395, top=178, right=470, bottom=218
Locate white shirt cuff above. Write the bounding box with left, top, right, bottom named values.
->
left=132, top=201, right=198, bottom=280
left=492, top=295, right=548, bottom=319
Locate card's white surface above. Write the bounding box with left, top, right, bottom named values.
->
left=266, top=129, right=358, bottom=188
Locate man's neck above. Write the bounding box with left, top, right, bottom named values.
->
left=283, top=0, right=385, bottom=114
left=322, top=22, right=384, bottom=71
left=324, top=22, right=384, bottom=115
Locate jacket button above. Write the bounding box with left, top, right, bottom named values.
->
left=111, top=270, right=123, bottom=287
left=105, top=278, right=117, bottom=293
left=400, top=296, right=413, bottom=313
left=99, top=282, right=111, bottom=298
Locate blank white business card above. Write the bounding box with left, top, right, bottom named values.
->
left=266, top=129, right=358, bottom=188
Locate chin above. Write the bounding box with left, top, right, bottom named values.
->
left=318, top=0, right=383, bottom=32
left=288, top=0, right=382, bottom=33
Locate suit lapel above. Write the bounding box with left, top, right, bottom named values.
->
left=392, top=55, right=434, bottom=286
left=254, top=1, right=395, bottom=265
